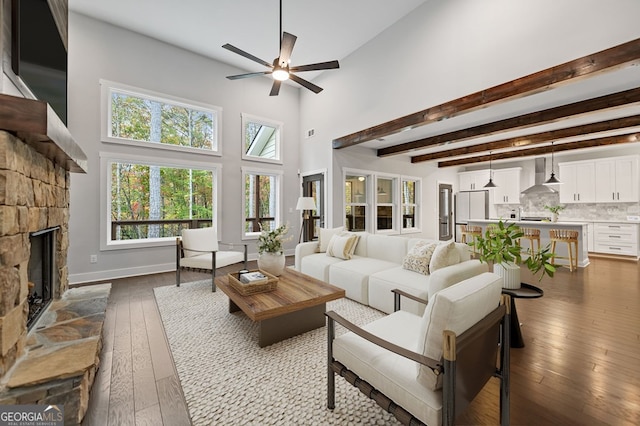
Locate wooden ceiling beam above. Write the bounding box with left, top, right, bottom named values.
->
left=379, top=87, right=640, bottom=157
left=437, top=133, right=640, bottom=167
left=332, top=38, right=640, bottom=150
left=411, top=114, right=640, bottom=163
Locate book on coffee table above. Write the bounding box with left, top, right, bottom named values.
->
left=240, top=271, right=268, bottom=284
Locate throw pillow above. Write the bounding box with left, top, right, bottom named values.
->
left=402, top=241, right=438, bottom=275
left=429, top=241, right=461, bottom=273
left=317, top=226, right=344, bottom=253
left=326, top=233, right=359, bottom=260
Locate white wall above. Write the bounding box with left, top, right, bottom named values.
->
left=298, top=0, right=640, bottom=239
left=67, top=13, right=301, bottom=284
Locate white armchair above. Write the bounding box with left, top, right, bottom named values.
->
left=326, top=272, right=511, bottom=426
left=176, top=227, right=247, bottom=291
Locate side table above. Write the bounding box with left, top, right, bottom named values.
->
left=501, top=283, right=544, bottom=348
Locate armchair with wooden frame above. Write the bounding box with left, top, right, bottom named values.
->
left=326, top=272, right=510, bottom=426
left=176, top=227, right=248, bottom=292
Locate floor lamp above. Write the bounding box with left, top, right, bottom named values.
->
left=296, top=197, right=317, bottom=243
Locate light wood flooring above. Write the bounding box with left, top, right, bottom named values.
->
left=81, top=256, right=640, bottom=425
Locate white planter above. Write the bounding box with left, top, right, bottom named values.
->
left=257, top=252, right=286, bottom=276
left=551, top=213, right=558, bottom=223
left=493, top=262, right=521, bottom=289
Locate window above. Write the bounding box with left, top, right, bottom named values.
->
left=101, top=153, right=221, bottom=250
left=101, top=80, right=221, bottom=155
left=401, top=177, right=421, bottom=233
left=376, top=176, right=397, bottom=233
left=242, top=168, right=283, bottom=238
left=345, top=173, right=368, bottom=232
left=242, top=113, right=283, bottom=164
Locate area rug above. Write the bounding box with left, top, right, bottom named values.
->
left=154, top=279, right=402, bottom=425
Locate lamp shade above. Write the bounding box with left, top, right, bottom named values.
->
left=296, top=197, right=316, bottom=211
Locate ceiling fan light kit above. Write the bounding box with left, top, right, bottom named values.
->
left=222, top=0, right=339, bottom=96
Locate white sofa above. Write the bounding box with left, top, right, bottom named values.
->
left=295, top=231, right=488, bottom=315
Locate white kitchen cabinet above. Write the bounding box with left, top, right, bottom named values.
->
left=458, top=170, right=490, bottom=191
left=593, top=222, right=639, bottom=258
left=491, top=168, right=521, bottom=204
left=559, top=161, right=596, bottom=203
left=594, top=156, right=639, bottom=202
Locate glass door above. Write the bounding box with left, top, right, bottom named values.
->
left=302, top=173, right=324, bottom=241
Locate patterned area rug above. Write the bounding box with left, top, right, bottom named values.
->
left=154, top=280, right=402, bottom=425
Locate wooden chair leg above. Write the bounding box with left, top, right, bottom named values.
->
left=550, top=241, right=557, bottom=265
left=567, top=241, right=574, bottom=272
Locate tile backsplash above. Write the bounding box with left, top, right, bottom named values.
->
left=495, top=192, right=640, bottom=222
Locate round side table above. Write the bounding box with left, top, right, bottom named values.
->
left=501, top=283, right=544, bottom=348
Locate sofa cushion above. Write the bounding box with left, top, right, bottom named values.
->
left=402, top=241, right=438, bottom=275
left=300, top=253, right=345, bottom=282
left=366, top=234, right=408, bottom=263
left=429, top=241, right=460, bottom=273
left=368, top=266, right=430, bottom=315
left=317, top=227, right=344, bottom=252
left=333, top=311, right=442, bottom=426
left=416, top=272, right=503, bottom=390
left=326, top=233, right=359, bottom=260
left=329, top=258, right=398, bottom=305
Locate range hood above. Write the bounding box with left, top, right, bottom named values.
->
left=521, top=158, right=557, bottom=194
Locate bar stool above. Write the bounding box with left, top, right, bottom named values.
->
left=549, top=229, right=579, bottom=271
left=519, top=228, right=541, bottom=255
left=460, top=225, right=482, bottom=253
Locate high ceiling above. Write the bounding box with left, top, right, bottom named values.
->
left=69, top=1, right=640, bottom=166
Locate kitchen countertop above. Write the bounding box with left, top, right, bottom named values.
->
left=476, top=219, right=589, bottom=226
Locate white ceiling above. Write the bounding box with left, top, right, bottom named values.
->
left=68, top=0, right=640, bottom=164
left=69, top=0, right=429, bottom=81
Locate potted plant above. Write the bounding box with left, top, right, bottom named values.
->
left=544, top=204, right=565, bottom=223
left=257, top=223, right=292, bottom=276
left=471, top=220, right=556, bottom=289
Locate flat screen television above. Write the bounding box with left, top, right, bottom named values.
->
left=11, top=0, right=68, bottom=125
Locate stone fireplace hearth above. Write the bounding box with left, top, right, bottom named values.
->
left=0, top=94, right=99, bottom=425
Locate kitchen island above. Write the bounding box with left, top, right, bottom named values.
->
left=467, top=219, right=590, bottom=268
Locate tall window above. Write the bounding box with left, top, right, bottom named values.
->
left=376, top=176, right=396, bottom=233
left=345, top=173, right=368, bottom=232
left=101, top=80, right=221, bottom=155
left=242, top=168, right=283, bottom=238
left=242, top=113, right=282, bottom=164
left=101, top=153, right=220, bottom=249
left=401, top=177, right=421, bottom=233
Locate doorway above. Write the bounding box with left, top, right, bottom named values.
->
left=302, top=173, right=324, bottom=241
left=438, top=183, right=453, bottom=241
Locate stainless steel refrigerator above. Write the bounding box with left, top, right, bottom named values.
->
left=455, top=191, right=489, bottom=242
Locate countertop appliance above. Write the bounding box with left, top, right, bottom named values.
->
left=455, top=191, right=489, bottom=242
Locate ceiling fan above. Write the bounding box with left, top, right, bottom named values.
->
left=222, top=0, right=340, bottom=96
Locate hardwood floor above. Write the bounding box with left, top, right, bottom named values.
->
left=81, top=256, right=640, bottom=425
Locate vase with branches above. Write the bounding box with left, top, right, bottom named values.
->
left=257, top=223, right=291, bottom=276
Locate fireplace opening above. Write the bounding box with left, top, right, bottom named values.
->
left=27, top=226, right=59, bottom=329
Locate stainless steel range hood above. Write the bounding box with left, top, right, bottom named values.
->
left=521, top=158, right=557, bottom=194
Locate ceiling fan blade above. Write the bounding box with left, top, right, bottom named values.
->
left=226, top=71, right=272, bottom=80
left=269, top=80, right=282, bottom=96
left=290, top=74, right=323, bottom=94
left=290, top=60, right=340, bottom=73
left=222, top=43, right=273, bottom=68
left=278, top=32, right=297, bottom=65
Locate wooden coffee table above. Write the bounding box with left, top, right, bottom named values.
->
left=215, top=268, right=345, bottom=347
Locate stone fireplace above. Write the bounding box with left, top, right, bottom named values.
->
left=0, top=95, right=105, bottom=425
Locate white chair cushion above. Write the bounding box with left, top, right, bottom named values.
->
left=416, top=272, right=503, bottom=390
left=300, top=253, right=345, bottom=282
left=333, top=311, right=442, bottom=426
left=181, top=227, right=218, bottom=257
left=180, top=251, right=244, bottom=270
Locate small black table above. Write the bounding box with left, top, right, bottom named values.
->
left=501, top=283, right=544, bottom=348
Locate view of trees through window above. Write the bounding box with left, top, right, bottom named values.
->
left=110, top=90, right=215, bottom=150
left=245, top=173, right=277, bottom=233
left=111, top=162, right=214, bottom=240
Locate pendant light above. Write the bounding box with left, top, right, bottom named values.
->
left=484, top=151, right=497, bottom=188
left=543, top=142, right=562, bottom=185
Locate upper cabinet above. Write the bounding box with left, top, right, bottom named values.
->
left=594, top=156, right=639, bottom=202
left=560, top=155, right=638, bottom=204
left=491, top=168, right=521, bottom=204
left=559, top=162, right=596, bottom=203
left=458, top=170, right=490, bottom=191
